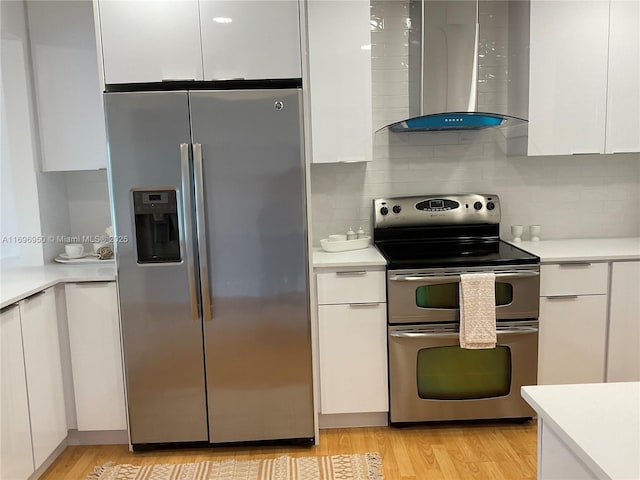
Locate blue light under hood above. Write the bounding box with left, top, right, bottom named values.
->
left=386, top=112, right=526, bottom=132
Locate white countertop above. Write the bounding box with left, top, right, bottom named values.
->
left=522, top=382, right=640, bottom=480
left=312, top=246, right=387, bottom=268
left=0, top=261, right=116, bottom=309
left=510, top=237, right=640, bottom=263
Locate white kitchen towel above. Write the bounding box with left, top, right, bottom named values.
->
left=459, top=273, right=497, bottom=349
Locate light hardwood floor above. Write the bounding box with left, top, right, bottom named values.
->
left=41, top=422, right=537, bottom=480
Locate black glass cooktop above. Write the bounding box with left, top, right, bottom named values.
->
left=375, top=239, right=539, bottom=270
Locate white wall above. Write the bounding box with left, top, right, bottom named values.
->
left=65, top=170, right=112, bottom=242
left=309, top=0, right=640, bottom=244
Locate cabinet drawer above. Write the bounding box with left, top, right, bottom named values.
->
left=540, top=262, right=608, bottom=296
left=316, top=270, right=386, bottom=305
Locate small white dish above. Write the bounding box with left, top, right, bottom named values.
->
left=54, top=254, right=113, bottom=264
left=59, top=253, right=93, bottom=260
left=328, top=234, right=347, bottom=242
left=320, top=236, right=371, bottom=253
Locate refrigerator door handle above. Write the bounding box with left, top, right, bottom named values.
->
left=193, top=143, right=213, bottom=321
left=180, top=143, right=199, bottom=321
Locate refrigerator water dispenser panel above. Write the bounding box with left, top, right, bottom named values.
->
left=132, top=189, right=181, bottom=263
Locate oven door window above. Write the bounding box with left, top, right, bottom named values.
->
left=415, top=282, right=513, bottom=309
left=416, top=346, right=512, bottom=400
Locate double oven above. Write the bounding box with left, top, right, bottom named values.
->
left=374, top=194, right=540, bottom=423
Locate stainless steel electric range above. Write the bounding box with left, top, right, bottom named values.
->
left=373, top=194, right=540, bottom=424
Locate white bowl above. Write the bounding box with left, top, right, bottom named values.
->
left=65, top=244, right=84, bottom=258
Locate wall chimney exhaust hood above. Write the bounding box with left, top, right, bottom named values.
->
left=378, top=0, right=530, bottom=134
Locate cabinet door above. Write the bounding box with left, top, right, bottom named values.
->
left=19, top=289, right=67, bottom=470
left=607, top=261, right=640, bottom=381
left=538, top=295, right=607, bottom=385
left=528, top=0, right=609, bottom=155
left=318, top=303, right=388, bottom=414
left=307, top=0, right=372, bottom=163
left=199, top=0, right=301, bottom=80
left=26, top=0, right=107, bottom=171
left=0, top=306, right=34, bottom=480
left=66, top=282, right=126, bottom=431
left=98, top=0, right=203, bottom=84
left=605, top=0, right=640, bottom=153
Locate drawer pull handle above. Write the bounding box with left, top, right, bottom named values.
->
left=349, top=303, right=380, bottom=308
left=559, top=263, right=592, bottom=267
left=23, top=290, right=48, bottom=301
left=547, top=295, right=579, bottom=300
left=335, top=271, right=367, bottom=276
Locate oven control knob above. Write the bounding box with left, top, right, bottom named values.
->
left=486, top=201, right=495, bottom=211
left=473, top=201, right=483, bottom=210
left=380, top=206, right=389, bottom=216
left=392, top=205, right=402, bottom=214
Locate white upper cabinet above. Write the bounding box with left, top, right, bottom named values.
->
left=528, top=0, right=610, bottom=156
left=97, top=0, right=302, bottom=84
left=605, top=0, right=640, bottom=153
left=27, top=0, right=107, bottom=171
left=98, top=0, right=204, bottom=84
left=200, top=1, right=301, bottom=80
left=529, top=0, right=640, bottom=156
left=306, top=0, right=372, bottom=163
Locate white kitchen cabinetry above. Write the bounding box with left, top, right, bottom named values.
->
left=528, top=0, right=609, bottom=156
left=18, top=288, right=67, bottom=470
left=607, top=261, right=640, bottom=382
left=26, top=0, right=107, bottom=171
left=98, top=0, right=301, bottom=84
left=528, top=0, right=640, bottom=155
left=606, top=0, right=640, bottom=153
left=306, top=0, right=372, bottom=163
left=316, top=270, right=388, bottom=415
left=0, top=305, right=34, bottom=480
left=65, top=282, right=127, bottom=431
left=538, top=263, right=609, bottom=384
left=98, top=0, right=203, bottom=84
left=199, top=0, right=301, bottom=80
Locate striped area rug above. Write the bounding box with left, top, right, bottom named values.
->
left=88, top=453, right=383, bottom=480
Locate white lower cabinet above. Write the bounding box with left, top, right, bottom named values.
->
left=0, top=305, right=34, bottom=480
left=538, top=263, right=609, bottom=385
left=316, top=269, right=388, bottom=415
left=18, top=288, right=67, bottom=470
left=607, top=261, right=640, bottom=381
left=65, top=282, right=126, bottom=431
left=538, top=295, right=608, bottom=385
left=318, top=303, right=387, bottom=414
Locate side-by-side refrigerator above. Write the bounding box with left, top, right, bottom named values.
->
left=104, top=87, right=314, bottom=448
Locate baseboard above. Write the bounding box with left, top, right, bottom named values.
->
left=66, top=429, right=129, bottom=445
left=29, top=439, right=67, bottom=480
left=318, top=412, right=388, bottom=429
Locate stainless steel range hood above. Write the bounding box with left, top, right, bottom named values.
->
left=379, top=0, right=530, bottom=133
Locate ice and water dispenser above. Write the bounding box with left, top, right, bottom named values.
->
left=132, top=190, right=181, bottom=263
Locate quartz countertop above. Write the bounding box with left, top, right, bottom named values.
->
left=508, top=237, right=640, bottom=263
left=312, top=246, right=387, bottom=268
left=521, top=382, right=640, bottom=480
left=1, top=261, right=116, bottom=309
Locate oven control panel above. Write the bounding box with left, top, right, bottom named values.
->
left=374, top=194, right=501, bottom=227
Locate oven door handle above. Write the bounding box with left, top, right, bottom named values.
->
left=389, top=326, right=539, bottom=339
left=389, top=271, right=539, bottom=282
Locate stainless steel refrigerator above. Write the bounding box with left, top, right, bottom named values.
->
left=104, top=88, right=314, bottom=448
